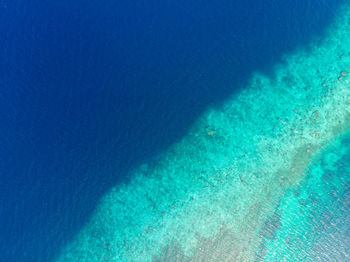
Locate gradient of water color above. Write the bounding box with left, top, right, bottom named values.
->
left=57, top=2, right=350, bottom=262
left=5, top=1, right=344, bottom=261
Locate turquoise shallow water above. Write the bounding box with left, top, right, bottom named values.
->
left=261, top=133, right=350, bottom=261
left=58, top=3, right=350, bottom=262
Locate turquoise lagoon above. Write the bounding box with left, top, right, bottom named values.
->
left=58, top=4, right=350, bottom=262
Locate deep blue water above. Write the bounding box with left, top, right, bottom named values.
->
left=0, top=0, right=346, bottom=261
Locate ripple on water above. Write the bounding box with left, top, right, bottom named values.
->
left=59, top=3, right=350, bottom=262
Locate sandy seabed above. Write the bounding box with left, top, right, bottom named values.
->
left=58, top=3, right=350, bottom=262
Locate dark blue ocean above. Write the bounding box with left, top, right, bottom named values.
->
left=0, top=0, right=346, bottom=261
